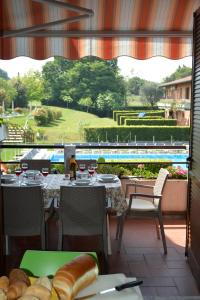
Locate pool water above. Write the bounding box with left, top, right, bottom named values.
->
left=50, top=152, right=188, bottom=169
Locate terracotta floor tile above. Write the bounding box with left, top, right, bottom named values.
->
left=173, top=276, right=200, bottom=296
left=140, top=286, right=157, bottom=296
left=136, top=276, right=176, bottom=287
left=156, top=286, right=180, bottom=296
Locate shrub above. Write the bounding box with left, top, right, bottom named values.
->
left=84, top=126, right=190, bottom=142
left=14, top=107, right=23, bottom=114
left=166, top=166, right=187, bottom=179
left=125, top=119, right=177, bottom=126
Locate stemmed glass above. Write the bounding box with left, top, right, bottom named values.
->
left=21, top=163, right=28, bottom=172
left=15, top=167, right=22, bottom=186
left=42, top=168, right=49, bottom=185
left=88, top=164, right=95, bottom=177
left=91, top=163, right=98, bottom=176
left=79, top=163, right=86, bottom=172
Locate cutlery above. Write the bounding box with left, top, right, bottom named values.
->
left=75, top=280, right=143, bottom=300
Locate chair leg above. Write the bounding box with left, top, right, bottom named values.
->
left=155, top=218, right=160, bottom=239
left=158, top=213, right=167, bottom=254
left=5, top=235, right=10, bottom=255
left=117, top=214, right=125, bottom=252
left=115, top=216, right=121, bottom=240
left=57, top=219, right=63, bottom=250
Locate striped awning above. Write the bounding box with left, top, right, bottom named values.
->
left=1, top=0, right=200, bottom=60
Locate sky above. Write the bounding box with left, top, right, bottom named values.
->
left=0, top=55, right=192, bottom=83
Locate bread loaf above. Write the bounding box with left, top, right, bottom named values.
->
left=0, top=289, right=7, bottom=300
left=33, top=278, right=51, bottom=292
left=9, top=270, right=30, bottom=287
left=0, top=276, right=9, bottom=292
left=7, top=281, right=28, bottom=300
left=53, top=254, right=98, bottom=300
left=24, top=285, right=51, bottom=300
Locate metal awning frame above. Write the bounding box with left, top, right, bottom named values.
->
left=2, top=0, right=192, bottom=38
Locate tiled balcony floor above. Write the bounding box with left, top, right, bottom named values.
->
left=109, top=216, right=200, bottom=297
left=4, top=215, right=200, bottom=297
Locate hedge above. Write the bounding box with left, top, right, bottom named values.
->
left=84, top=126, right=190, bottom=142
left=117, top=111, right=165, bottom=125
left=120, top=115, right=163, bottom=125
left=113, top=109, right=164, bottom=121
left=125, top=119, right=177, bottom=126
left=113, top=107, right=160, bottom=120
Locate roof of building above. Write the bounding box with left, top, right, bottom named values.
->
left=160, top=75, right=192, bottom=87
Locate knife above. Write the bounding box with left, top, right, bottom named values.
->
left=75, top=280, right=143, bottom=300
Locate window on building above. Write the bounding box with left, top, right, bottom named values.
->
left=186, top=87, right=190, bottom=99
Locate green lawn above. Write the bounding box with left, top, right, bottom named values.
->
left=6, top=107, right=116, bottom=144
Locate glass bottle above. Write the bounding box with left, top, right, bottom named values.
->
left=69, top=155, right=77, bottom=180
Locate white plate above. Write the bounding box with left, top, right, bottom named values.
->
left=98, top=175, right=118, bottom=183
left=98, top=177, right=118, bottom=183
left=25, top=181, right=43, bottom=186
left=73, top=179, right=91, bottom=186
left=1, top=174, right=15, bottom=180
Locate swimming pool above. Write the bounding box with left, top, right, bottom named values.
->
left=50, top=152, right=188, bottom=169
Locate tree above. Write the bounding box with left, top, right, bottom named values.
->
left=0, top=78, right=16, bottom=108
left=78, top=97, right=93, bottom=112
left=41, top=57, right=126, bottom=112
left=96, top=92, right=124, bottom=115
left=163, top=65, right=192, bottom=83
left=21, top=71, right=44, bottom=104
left=127, top=77, right=146, bottom=95
left=0, top=68, right=9, bottom=80
left=61, top=92, right=73, bottom=108
left=11, top=76, right=28, bottom=107
left=140, top=82, right=163, bottom=107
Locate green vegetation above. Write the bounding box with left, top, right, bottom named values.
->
left=125, top=119, right=177, bottom=126
left=162, top=65, right=192, bottom=83
left=5, top=107, right=116, bottom=143
left=84, top=126, right=190, bottom=143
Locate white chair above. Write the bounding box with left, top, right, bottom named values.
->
left=116, top=168, right=169, bottom=254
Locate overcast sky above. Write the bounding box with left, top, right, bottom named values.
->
left=0, top=56, right=192, bottom=83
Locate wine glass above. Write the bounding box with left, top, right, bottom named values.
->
left=91, top=163, right=98, bottom=176
left=15, top=167, right=22, bottom=186
left=88, top=165, right=95, bottom=177
left=42, top=168, right=49, bottom=184
left=79, top=163, right=86, bottom=172
left=21, top=163, right=28, bottom=172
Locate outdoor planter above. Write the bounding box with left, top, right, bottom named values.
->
left=120, top=178, right=187, bottom=215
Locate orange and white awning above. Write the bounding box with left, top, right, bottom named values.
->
left=1, top=0, right=200, bottom=60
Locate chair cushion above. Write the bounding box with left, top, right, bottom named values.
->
left=127, top=198, right=157, bottom=211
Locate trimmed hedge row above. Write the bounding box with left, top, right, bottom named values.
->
left=84, top=126, right=190, bottom=142
left=113, top=109, right=164, bottom=121
left=117, top=111, right=165, bottom=125
left=120, top=115, right=163, bottom=125
left=125, top=119, right=177, bottom=126
left=113, top=107, right=160, bottom=120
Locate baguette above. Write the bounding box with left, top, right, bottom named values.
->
left=53, top=254, right=98, bottom=300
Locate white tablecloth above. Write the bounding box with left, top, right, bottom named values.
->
left=43, top=174, right=127, bottom=215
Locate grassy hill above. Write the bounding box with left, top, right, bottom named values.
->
left=7, top=107, right=116, bottom=143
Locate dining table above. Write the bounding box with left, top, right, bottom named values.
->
left=1, top=173, right=128, bottom=216
left=43, top=174, right=128, bottom=216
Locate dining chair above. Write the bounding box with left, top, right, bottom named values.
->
left=20, top=159, right=51, bottom=172
left=58, top=185, right=108, bottom=262
left=116, top=168, right=169, bottom=254
left=2, top=186, right=46, bottom=255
